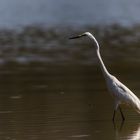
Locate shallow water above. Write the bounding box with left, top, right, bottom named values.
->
left=0, top=25, right=140, bottom=139
left=0, top=63, right=140, bottom=140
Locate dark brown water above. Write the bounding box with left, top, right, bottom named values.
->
left=0, top=26, right=140, bottom=140
left=0, top=63, right=140, bottom=140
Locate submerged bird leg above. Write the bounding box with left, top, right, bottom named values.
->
left=112, top=102, right=118, bottom=122
left=112, top=110, right=116, bottom=122
left=112, top=107, right=125, bottom=122
left=119, top=120, right=124, bottom=131
left=119, top=107, right=125, bottom=121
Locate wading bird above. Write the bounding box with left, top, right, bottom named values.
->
left=69, top=32, right=140, bottom=122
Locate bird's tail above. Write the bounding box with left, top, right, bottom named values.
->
left=134, top=101, right=140, bottom=114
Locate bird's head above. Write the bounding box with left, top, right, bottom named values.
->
left=69, top=32, right=100, bottom=50
left=69, top=32, right=92, bottom=39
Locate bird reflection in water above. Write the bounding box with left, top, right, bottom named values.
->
left=114, top=123, right=140, bottom=140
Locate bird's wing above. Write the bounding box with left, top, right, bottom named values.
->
left=113, top=77, right=140, bottom=112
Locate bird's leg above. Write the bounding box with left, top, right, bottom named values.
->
left=112, top=102, right=118, bottom=122
left=112, top=110, right=116, bottom=122
left=119, top=107, right=125, bottom=121
left=119, top=120, right=124, bottom=131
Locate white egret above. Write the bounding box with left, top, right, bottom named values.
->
left=69, top=32, right=140, bottom=121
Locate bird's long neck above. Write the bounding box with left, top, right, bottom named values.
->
left=90, top=35, right=111, bottom=78
left=96, top=48, right=110, bottom=78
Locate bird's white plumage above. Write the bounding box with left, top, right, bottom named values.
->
left=106, top=75, right=140, bottom=113
left=70, top=32, right=140, bottom=121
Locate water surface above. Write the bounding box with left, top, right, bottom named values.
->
left=0, top=25, right=139, bottom=139
left=0, top=63, right=140, bottom=140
